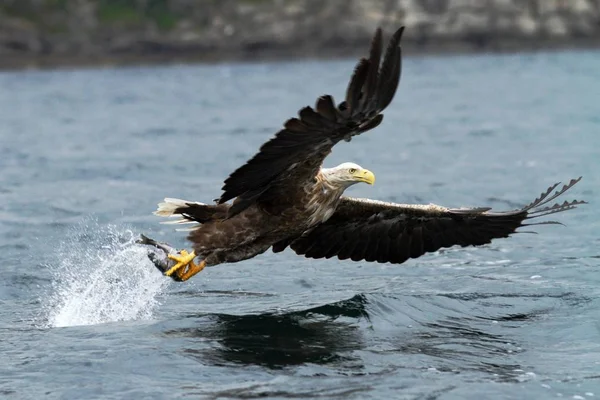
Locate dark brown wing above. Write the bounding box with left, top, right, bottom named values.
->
left=218, top=26, right=405, bottom=217
left=283, top=178, right=585, bottom=264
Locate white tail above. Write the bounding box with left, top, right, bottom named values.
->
left=154, top=198, right=206, bottom=231
left=153, top=198, right=204, bottom=217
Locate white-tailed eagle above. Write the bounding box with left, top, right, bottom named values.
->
left=145, top=26, right=585, bottom=282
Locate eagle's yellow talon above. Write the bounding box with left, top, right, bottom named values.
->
left=177, top=259, right=207, bottom=281
left=165, top=250, right=196, bottom=277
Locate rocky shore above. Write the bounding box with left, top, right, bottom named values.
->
left=1, top=0, right=600, bottom=70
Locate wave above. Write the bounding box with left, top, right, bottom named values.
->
left=162, top=290, right=583, bottom=384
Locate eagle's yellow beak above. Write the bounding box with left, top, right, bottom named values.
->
left=355, top=169, right=375, bottom=185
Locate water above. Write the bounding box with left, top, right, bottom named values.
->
left=0, top=50, right=599, bottom=399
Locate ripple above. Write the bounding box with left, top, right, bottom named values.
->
left=163, top=295, right=369, bottom=369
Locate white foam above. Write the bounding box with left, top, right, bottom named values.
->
left=44, top=220, right=169, bottom=328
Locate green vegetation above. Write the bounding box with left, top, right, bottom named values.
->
left=0, top=1, right=40, bottom=21
left=97, top=0, right=178, bottom=30
left=238, top=0, right=273, bottom=4
left=146, top=0, right=177, bottom=30
left=98, top=0, right=143, bottom=25
left=44, top=0, right=69, bottom=10
left=0, top=0, right=179, bottom=32
left=0, top=0, right=68, bottom=32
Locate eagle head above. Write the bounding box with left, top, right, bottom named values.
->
left=321, top=162, right=375, bottom=189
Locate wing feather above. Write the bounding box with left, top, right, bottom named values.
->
left=316, top=95, right=338, bottom=122
left=363, top=28, right=383, bottom=108
left=346, top=58, right=370, bottom=116
left=217, top=26, right=406, bottom=216
left=378, top=27, right=404, bottom=110
left=286, top=178, right=585, bottom=264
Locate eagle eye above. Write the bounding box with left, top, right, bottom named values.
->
left=348, top=168, right=357, bottom=174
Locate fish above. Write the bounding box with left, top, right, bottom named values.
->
left=136, top=234, right=183, bottom=280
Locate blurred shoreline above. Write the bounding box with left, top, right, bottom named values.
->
left=1, top=0, right=600, bottom=71
left=3, top=38, right=600, bottom=72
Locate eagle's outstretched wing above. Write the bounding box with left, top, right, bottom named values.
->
left=218, top=26, right=405, bottom=216
left=282, top=178, right=585, bottom=264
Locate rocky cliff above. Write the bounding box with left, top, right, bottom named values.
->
left=1, top=0, right=600, bottom=69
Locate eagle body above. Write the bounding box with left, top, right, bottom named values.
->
left=160, top=165, right=363, bottom=266
left=149, top=25, right=585, bottom=282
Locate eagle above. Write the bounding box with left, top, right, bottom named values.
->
left=148, top=26, right=585, bottom=282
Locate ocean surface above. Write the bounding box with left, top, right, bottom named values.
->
left=0, top=50, right=599, bottom=399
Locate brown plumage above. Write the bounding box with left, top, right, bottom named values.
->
left=150, top=26, right=585, bottom=281
left=285, top=179, right=586, bottom=264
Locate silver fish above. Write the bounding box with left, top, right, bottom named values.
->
left=136, top=234, right=183, bottom=280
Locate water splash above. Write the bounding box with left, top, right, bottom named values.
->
left=45, top=220, right=169, bottom=327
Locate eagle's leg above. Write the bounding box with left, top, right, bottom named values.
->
left=164, top=250, right=205, bottom=281
left=176, top=259, right=207, bottom=281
